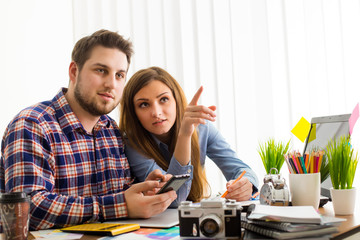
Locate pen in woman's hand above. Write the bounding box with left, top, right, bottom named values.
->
left=221, top=170, right=246, bottom=198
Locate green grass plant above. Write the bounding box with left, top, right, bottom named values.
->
left=319, top=153, right=330, bottom=183
left=326, top=136, right=358, bottom=189
left=258, top=138, right=290, bottom=174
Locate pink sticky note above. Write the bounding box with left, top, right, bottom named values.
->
left=349, top=103, right=359, bottom=135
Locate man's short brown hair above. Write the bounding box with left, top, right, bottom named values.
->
left=71, top=29, right=133, bottom=71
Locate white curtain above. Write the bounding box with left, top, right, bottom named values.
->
left=1, top=0, right=360, bottom=193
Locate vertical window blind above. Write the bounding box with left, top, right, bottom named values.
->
left=1, top=0, right=360, bottom=193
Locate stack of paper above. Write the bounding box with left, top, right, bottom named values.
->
left=247, top=205, right=321, bottom=224
left=242, top=205, right=344, bottom=240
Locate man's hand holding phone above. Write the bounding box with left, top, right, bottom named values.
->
left=125, top=169, right=177, bottom=218
left=143, top=170, right=190, bottom=195
left=156, top=174, right=190, bottom=194
left=143, top=169, right=173, bottom=195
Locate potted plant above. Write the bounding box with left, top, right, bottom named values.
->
left=258, top=138, right=291, bottom=174
left=326, top=136, right=358, bottom=215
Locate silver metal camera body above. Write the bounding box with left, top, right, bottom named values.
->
left=178, top=198, right=242, bottom=239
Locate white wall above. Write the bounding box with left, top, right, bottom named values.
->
left=0, top=0, right=73, bottom=131
left=1, top=0, right=360, bottom=193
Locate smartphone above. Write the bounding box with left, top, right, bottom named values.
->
left=156, top=174, right=190, bottom=194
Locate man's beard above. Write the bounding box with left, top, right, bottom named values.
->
left=74, top=77, right=118, bottom=116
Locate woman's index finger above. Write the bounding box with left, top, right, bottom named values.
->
left=189, top=86, right=203, bottom=106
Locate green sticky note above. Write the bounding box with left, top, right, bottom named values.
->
left=291, top=117, right=311, bottom=142
left=308, top=124, right=316, bottom=143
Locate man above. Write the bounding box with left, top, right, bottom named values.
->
left=0, top=30, right=176, bottom=230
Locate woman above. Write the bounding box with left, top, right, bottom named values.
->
left=120, top=67, right=258, bottom=206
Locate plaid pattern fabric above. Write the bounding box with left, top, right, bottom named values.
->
left=0, top=88, right=133, bottom=230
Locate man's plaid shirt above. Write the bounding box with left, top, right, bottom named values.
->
left=0, top=88, right=133, bottom=230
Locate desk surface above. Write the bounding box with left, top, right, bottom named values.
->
left=23, top=201, right=360, bottom=240
left=319, top=201, right=360, bottom=239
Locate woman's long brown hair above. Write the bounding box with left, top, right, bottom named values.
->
left=119, top=66, right=209, bottom=202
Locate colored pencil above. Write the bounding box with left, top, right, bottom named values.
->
left=284, top=155, right=293, bottom=174
left=317, top=151, right=324, bottom=173
left=299, top=155, right=307, bottom=173
left=305, top=153, right=309, bottom=169
left=291, top=153, right=300, bottom=174
left=289, top=157, right=298, bottom=173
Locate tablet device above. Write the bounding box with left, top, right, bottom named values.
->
left=157, top=174, right=190, bottom=194
left=303, top=114, right=350, bottom=199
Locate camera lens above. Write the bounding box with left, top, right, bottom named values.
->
left=201, top=220, right=218, bottom=236
left=200, top=214, right=222, bottom=237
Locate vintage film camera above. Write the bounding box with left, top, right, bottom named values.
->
left=178, top=198, right=242, bottom=239
left=259, top=168, right=289, bottom=206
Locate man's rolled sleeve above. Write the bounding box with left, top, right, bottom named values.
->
left=98, top=192, right=127, bottom=220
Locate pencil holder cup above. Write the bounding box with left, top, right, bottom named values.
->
left=289, top=172, right=320, bottom=209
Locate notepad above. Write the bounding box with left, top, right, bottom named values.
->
left=247, top=218, right=342, bottom=232
left=247, top=205, right=322, bottom=224
left=242, top=221, right=338, bottom=240
left=61, top=223, right=140, bottom=236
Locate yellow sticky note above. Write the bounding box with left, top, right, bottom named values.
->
left=308, top=124, right=316, bottom=143
left=291, top=117, right=311, bottom=142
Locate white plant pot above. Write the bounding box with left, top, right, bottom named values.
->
left=330, top=187, right=356, bottom=215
